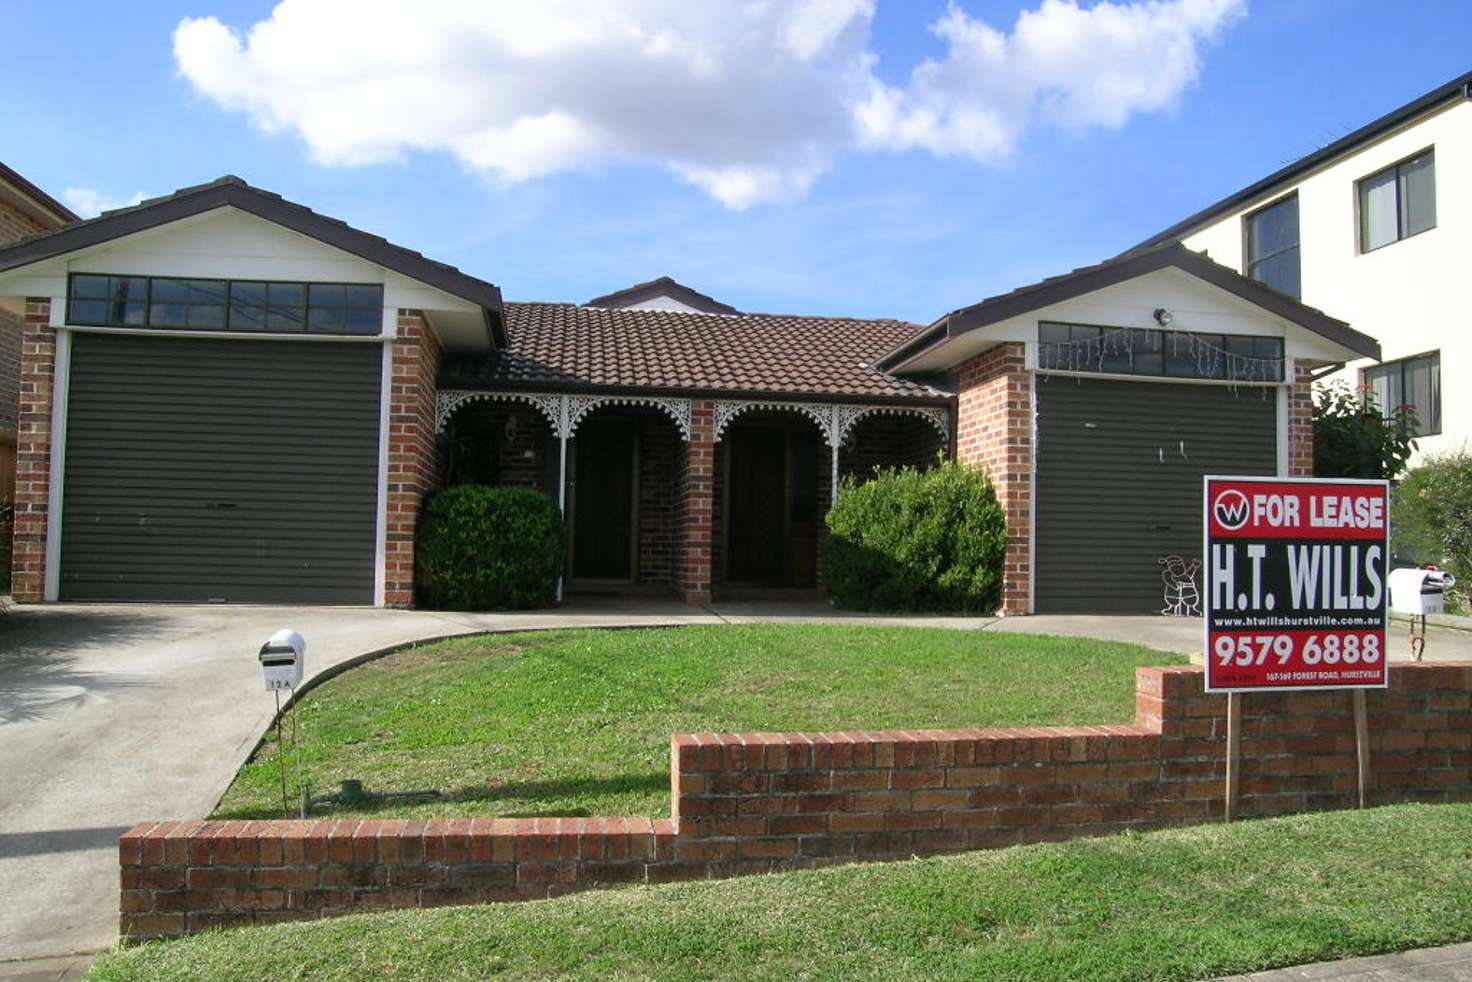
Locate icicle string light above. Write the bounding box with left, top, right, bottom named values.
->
left=1039, top=325, right=1284, bottom=384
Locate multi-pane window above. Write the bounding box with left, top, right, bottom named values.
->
left=1038, top=322, right=1284, bottom=382
left=67, top=274, right=384, bottom=336
left=1245, top=194, right=1300, bottom=299
left=1365, top=351, right=1440, bottom=437
left=1359, top=150, right=1436, bottom=252
left=67, top=274, right=150, bottom=327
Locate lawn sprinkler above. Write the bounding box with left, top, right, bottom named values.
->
left=306, top=779, right=442, bottom=813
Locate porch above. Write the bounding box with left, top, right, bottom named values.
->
left=434, top=389, right=951, bottom=602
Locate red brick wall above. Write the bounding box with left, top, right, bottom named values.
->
left=839, top=412, right=946, bottom=483
left=10, top=299, right=55, bottom=602
left=954, top=343, right=1031, bottom=614
left=675, top=400, right=715, bottom=603
left=384, top=311, right=440, bottom=607
left=120, top=661, right=1472, bottom=940
left=1289, top=359, right=1314, bottom=478
left=0, top=308, right=21, bottom=439
left=636, top=413, right=678, bottom=586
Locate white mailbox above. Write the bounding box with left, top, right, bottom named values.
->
left=1389, top=567, right=1457, bottom=616
left=259, top=629, right=306, bottom=691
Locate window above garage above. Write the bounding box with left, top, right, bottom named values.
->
left=1039, top=321, right=1284, bottom=383
left=66, top=273, right=384, bottom=335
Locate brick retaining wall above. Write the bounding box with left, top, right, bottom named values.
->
left=121, top=661, right=1472, bottom=939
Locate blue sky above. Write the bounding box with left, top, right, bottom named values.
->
left=3, top=1, right=1468, bottom=323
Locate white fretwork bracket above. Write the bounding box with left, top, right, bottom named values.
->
left=435, top=390, right=566, bottom=436
left=712, top=400, right=950, bottom=446
left=437, top=390, right=694, bottom=441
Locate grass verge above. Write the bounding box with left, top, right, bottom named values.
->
left=92, top=802, right=1472, bottom=981
left=213, top=625, right=1178, bottom=820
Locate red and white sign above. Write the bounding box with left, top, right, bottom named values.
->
left=1204, top=476, right=1390, bottom=692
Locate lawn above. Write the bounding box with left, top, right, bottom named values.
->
left=93, top=802, right=1472, bottom=981
left=213, top=624, right=1180, bottom=820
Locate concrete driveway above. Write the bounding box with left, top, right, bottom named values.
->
left=1, top=600, right=1468, bottom=975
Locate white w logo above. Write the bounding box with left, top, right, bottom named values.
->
left=1213, top=490, right=1250, bottom=530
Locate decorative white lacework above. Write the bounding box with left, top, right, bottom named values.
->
left=436, top=391, right=693, bottom=440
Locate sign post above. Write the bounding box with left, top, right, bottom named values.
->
left=1204, top=476, right=1390, bottom=818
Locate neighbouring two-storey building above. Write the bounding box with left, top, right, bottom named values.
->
left=0, top=163, right=77, bottom=504
left=1134, top=70, right=1471, bottom=458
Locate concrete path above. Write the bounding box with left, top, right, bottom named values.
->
left=1, top=600, right=1469, bottom=974
left=1219, top=941, right=1472, bottom=980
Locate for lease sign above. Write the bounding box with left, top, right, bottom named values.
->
left=1204, top=476, right=1389, bottom=692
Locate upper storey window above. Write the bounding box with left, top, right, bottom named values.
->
left=1245, top=194, right=1300, bottom=299
left=67, top=274, right=384, bottom=335
left=1359, top=149, right=1436, bottom=252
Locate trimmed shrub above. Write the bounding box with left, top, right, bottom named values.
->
left=822, top=458, right=1007, bottom=613
left=1314, top=381, right=1417, bottom=480
left=416, top=484, right=565, bottom=610
left=1394, top=451, right=1472, bottom=612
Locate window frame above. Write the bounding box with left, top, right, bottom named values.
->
left=66, top=273, right=386, bottom=337
left=1242, top=191, right=1301, bottom=299
left=1362, top=349, right=1441, bottom=437
left=1357, top=147, right=1437, bottom=254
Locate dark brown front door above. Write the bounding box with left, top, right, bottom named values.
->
left=727, top=427, right=787, bottom=583
left=571, top=420, right=636, bottom=580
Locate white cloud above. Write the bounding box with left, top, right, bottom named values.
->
left=856, top=0, right=1246, bottom=160
left=62, top=188, right=148, bottom=218
left=173, top=0, right=1244, bottom=208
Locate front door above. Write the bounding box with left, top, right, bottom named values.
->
left=727, top=426, right=787, bottom=583
left=571, top=420, right=636, bottom=581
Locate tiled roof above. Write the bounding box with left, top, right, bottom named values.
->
left=586, top=276, right=740, bottom=315
left=440, top=302, right=945, bottom=401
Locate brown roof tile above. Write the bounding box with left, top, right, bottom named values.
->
left=440, top=302, right=944, bottom=402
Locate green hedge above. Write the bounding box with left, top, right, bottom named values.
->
left=821, top=459, right=1006, bottom=614
left=415, top=485, right=565, bottom=610
left=1394, top=451, right=1472, bottom=612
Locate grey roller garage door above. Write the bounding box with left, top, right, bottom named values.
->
left=60, top=333, right=383, bottom=603
left=1035, top=376, right=1277, bottom=614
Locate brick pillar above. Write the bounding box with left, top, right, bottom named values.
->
left=383, top=310, right=441, bottom=607
left=1288, top=359, right=1314, bottom=478
left=11, top=298, right=54, bottom=603
left=676, top=400, right=715, bottom=605
left=954, top=342, right=1032, bottom=615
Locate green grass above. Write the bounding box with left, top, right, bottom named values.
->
left=214, top=625, right=1179, bottom=820
left=92, top=802, right=1472, bottom=981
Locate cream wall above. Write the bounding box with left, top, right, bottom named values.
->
left=1181, top=98, right=1471, bottom=458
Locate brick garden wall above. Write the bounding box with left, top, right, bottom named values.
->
left=121, top=661, right=1472, bottom=940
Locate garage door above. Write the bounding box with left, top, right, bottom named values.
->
left=1035, top=377, right=1276, bottom=614
left=60, top=333, right=383, bottom=603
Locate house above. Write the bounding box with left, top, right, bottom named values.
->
left=0, top=163, right=77, bottom=504
left=1133, top=69, right=1472, bottom=457
left=0, top=176, right=1376, bottom=613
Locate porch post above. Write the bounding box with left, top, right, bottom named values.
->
left=828, top=406, right=841, bottom=508
left=556, top=395, right=569, bottom=603
left=676, top=400, right=716, bottom=605
left=557, top=395, right=570, bottom=513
